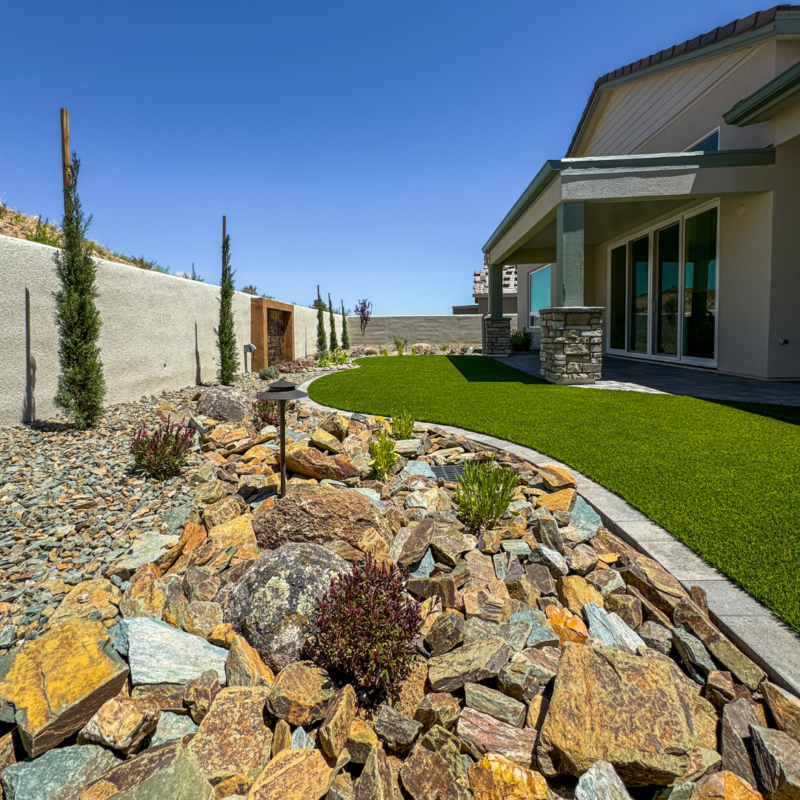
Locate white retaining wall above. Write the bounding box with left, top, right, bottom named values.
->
left=345, top=314, right=517, bottom=347
left=0, top=235, right=252, bottom=427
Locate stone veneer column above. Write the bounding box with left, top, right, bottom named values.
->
left=539, top=307, right=604, bottom=384
left=482, top=317, right=512, bottom=356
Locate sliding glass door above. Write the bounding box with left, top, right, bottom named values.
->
left=607, top=204, right=718, bottom=366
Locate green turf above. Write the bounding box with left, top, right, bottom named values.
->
left=309, top=356, right=800, bottom=630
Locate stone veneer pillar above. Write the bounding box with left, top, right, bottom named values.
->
left=482, top=317, right=511, bottom=356
left=539, top=307, right=604, bottom=384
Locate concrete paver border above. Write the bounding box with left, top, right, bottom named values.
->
left=299, top=373, right=800, bottom=697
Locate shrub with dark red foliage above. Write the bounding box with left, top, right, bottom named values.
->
left=314, top=555, right=421, bottom=700
left=131, top=421, right=195, bottom=480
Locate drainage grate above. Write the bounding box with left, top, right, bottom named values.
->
left=431, top=464, right=465, bottom=483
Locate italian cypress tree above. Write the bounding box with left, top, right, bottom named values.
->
left=216, top=230, right=237, bottom=385
left=316, top=286, right=326, bottom=353
left=328, top=293, right=337, bottom=352
left=53, top=152, right=106, bottom=429
left=340, top=300, right=349, bottom=350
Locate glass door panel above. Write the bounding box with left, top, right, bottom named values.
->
left=683, top=208, right=717, bottom=360
left=628, top=236, right=649, bottom=353
left=654, top=223, right=680, bottom=356
left=609, top=245, right=626, bottom=350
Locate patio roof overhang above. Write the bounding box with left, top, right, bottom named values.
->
left=482, top=148, right=776, bottom=266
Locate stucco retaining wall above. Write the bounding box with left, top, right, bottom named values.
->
left=0, top=234, right=252, bottom=426
left=346, top=314, right=504, bottom=346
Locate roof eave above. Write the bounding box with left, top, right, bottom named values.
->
left=724, top=59, right=800, bottom=125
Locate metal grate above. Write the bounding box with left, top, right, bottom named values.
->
left=431, top=464, right=465, bottom=483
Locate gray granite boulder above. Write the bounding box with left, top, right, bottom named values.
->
left=223, top=543, right=349, bottom=672
left=1, top=744, right=121, bottom=800
left=196, top=386, right=252, bottom=424
left=115, top=617, right=228, bottom=686
left=575, top=760, right=632, bottom=800
left=150, top=712, right=199, bottom=747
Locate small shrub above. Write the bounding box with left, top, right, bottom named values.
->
left=0, top=202, right=8, bottom=220
left=314, top=555, right=421, bottom=701
left=393, top=336, right=405, bottom=356
left=131, top=421, right=195, bottom=480
left=455, top=457, right=519, bottom=530
left=259, top=366, right=279, bottom=381
left=355, top=298, right=372, bottom=334
left=26, top=216, right=61, bottom=247
left=392, top=409, right=414, bottom=440
left=439, top=343, right=449, bottom=352
left=411, top=346, right=417, bottom=356
left=460, top=345, right=469, bottom=354
left=369, top=429, right=396, bottom=478
left=254, top=398, right=280, bottom=428
left=380, top=347, right=389, bottom=357
left=510, top=328, right=534, bottom=352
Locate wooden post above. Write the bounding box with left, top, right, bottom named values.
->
left=60, top=108, right=70, bottom=214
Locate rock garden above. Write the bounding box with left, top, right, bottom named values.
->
left=1, top=378, right=800, bottom=800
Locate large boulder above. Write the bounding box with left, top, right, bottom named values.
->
left=223, top=543, right=349, bottom=672
left=537, top=644, right=717, bottom=786
left=253, top=483, right=392, bottom=551
left=196, top=386, right=252, bottom=424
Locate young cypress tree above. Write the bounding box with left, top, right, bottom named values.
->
left=215, top=230, right=238, bottom=385
left=340, top=300, right=350, bottom=350
left=328, top=293, right=337, bottom=352
left=316, top=286, right=326, bottom=353
left=53, top=152, right=106, bottom=429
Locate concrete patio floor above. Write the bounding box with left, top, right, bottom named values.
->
left=494, top=354, right=800, bottom=406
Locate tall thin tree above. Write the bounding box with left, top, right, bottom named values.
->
left=216, top=217, right=238, bottom=385
left=328, top=293, right=337, bottom=352
left=54, top=151, right=106, bottom=428
left=340, top=300, right=350, bottom=350
left=316, top=285, right=326, bottom=353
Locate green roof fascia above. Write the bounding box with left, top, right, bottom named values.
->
left=724, top=59, right=800, bottom=125
left=482, top=148, right=776, bottom=254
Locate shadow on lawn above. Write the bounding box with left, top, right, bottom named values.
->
left=446, top=356, right=544, bottom=384
left=709, top=399, right=800, bottom=428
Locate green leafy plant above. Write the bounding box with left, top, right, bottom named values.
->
left=380, top=347, right=388, bottom=357
left=393, top=336, right=405, bottom=356
left=253, top=398, right=280, bottom=428
left=259, top=366, right=279, bottom=381
left=369, top=429, right=396, bottom=478
left=130, top=255, right=170, bottom=273
left=216, top=229, right=238, bottom=385
left=340, top=300, right=350, bottom=350
left=0, top=202, right=8, bottom=220
left=190, top=263, right=204, bottom=282
left=392, top=409, right=414, bottom=440
left=411, top=346, right=417, bottom=356
left=314, top=555, right=421, bottom=701
left=26, top=216, right=61, bottom=247
left=460, top=345, right=469, bottom=354
left=328, top=293, right=337, bottom=352
left=455, top=457, right=520, bottom=530
left=510, top=328, right=534, bottom=352
left=131, top=421, right=196, bottom=480
left=53, top=153, right=107, bottom=429
left=439, top=343, right=449, bottom=352
left=241, top=284, right=258, bottom=295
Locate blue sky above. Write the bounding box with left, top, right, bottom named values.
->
left=1, top=1, right=764, bottom=313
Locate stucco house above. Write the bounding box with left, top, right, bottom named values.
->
left=453, top=266, right=518, bottom=315
left=483, top=5, right=800, bottom=381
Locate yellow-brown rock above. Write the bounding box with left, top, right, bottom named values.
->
left=187, top=687, right=273, bottom=785
left=319, top=684, right=358, bottom=758
left=537, top=465, right=577, bottom=492
left=547, top=606, right=589, bottom=644
left=267, top=661, right=335, bottom=726
left=119, top=567, right=167, bottom=620
left=468, top=752, right=549, bottom=799
left=272, top=718, right=292, bottom=757
left=0, top=618, right=129, bottom=756
left=691, top=770, right=763, bottom=799
left=536, top=488, right=576, bottom=513
left=354, top=744, right=393, bottom=800
left=358, top=527, right=390, bottom=556
left=346, top=719, right=380, bottom=764
left=526, top=695, right=549, bottom=730
left=209, top=622, right=237, bottom=648
left=538, top=643, right=718, bottom=785
left=208, top=514, right=257, bottom=552
left=242, top=444, right=274, bottom=463
left=50, top=579, right=121, bottom=627
left=311, top=427, right=344, bottom=454
left=558, top=575, right=604, bottom=615
left=78, top=694, right=161, bottom=754
left=203, top=495, right=244, bottom=530
left=225, top=634, right=275, bottom=688
left=246, top=748, right=330, bottom=800
left=0, top=729, right=17, bottom=788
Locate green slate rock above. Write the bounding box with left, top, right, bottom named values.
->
left=751, top=724, right=800, bottom=799
left=1, top=744, right=121, bottom=800
left=574, top=759, right=632, bottom=800
left=374, top=704, right=423, bottom=753
left=464, top=683, right=526, bottom=728
left=108, top=749, right=215, bottom=800
left=427, top=636, right=511, bottom=692
left=149, top=711, right=199, bottom=747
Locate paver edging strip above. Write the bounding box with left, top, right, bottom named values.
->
left=298, top=372, right=800, bottom=697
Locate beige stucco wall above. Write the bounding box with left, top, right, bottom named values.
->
left=292, top=304, right=333, bottom=359
left=346, top=315, right=485, bottom=346
left=0, top=235, right=252, bottom=426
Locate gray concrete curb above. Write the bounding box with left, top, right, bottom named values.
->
left=297, top=374, right=800, bottom=697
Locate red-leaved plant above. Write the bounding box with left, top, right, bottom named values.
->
left=131, top=421, right=195, bottom=480
left=314, top=555, right=421, bottom=701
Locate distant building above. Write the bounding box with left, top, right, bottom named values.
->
left=452, top=266, right=518, bottom=315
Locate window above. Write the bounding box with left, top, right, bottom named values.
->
left=686, top=130, right=719, bottom=152
left=529, top=266, right=551, bottom=327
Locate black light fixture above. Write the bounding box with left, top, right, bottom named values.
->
left=255, top=379, right=308, bottom=497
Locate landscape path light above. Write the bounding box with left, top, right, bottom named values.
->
left=255, top=379, right=307, bottom=498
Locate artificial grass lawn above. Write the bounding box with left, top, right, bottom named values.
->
left=310, top=356, right=800, bottom=631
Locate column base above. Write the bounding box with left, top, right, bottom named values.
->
left=482, top=317, right=512, bottom=356
left=539, top=307, right=604, bottom=384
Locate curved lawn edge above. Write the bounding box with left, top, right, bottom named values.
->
left=306, top=356, right=800, bottom=634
